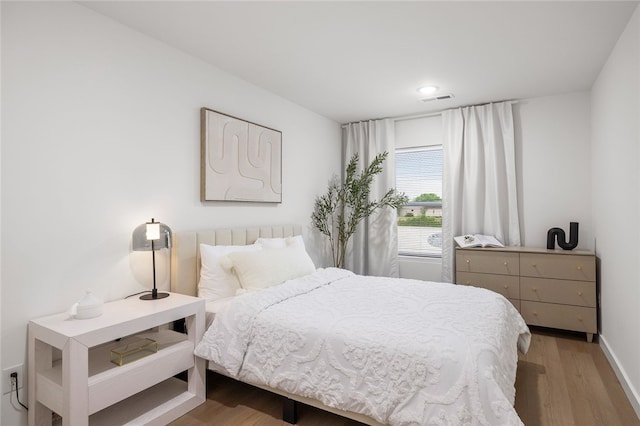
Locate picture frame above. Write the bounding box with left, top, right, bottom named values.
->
left=200, top=108, right=282, bottom=203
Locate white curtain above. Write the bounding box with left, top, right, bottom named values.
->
left=343, top=119, right=399, bottom=277
left=441, top=102, right=521, bottom=282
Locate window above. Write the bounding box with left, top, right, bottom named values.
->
left=395, top=146, right=443, bottom=257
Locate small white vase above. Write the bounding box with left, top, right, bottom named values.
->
left=70, top=291, right=103, bottom=319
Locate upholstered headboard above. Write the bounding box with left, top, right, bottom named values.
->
left=171, top=224, right=303, bottom=296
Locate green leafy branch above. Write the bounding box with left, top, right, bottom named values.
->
left=311, top=151, right=408, bottom=268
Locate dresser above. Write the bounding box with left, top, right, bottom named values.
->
left=455, top=246, right=597, bottom=342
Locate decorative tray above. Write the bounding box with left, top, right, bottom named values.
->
left=110, top=337, right=158, bottom=366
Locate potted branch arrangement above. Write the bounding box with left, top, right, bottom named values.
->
left=311, top=151, right=408, bottom=268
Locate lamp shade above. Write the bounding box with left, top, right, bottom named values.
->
left=132, top=219, right=172, bottom=251
left=146, top=222, right=160, bottom=240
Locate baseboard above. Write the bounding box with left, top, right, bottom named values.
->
left=599, top=334, right=640, bottom=419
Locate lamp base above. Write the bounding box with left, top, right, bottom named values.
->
left=140, top=292, right=170, bottom=300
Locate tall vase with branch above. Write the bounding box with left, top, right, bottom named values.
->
left=311, top=151, right=408, bottom=268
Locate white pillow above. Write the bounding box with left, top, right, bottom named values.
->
left=228, top=246, right=316, bottom=292
left=255, top=235, right=305, bottom=249
left=198, top=243, right=262, bottom=301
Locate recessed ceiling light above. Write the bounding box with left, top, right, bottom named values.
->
left=417, top=86, right=438, bottom=95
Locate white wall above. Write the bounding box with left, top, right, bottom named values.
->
left=395, top=115, right=442, bottom=149
left=0, top=3, right=3, bottom=422
left=1, top=2, right=340, bottom=424
left=396, top=93, right=593, bottom=282
left=515, top=92, right=594, bottom=250
left=591, top=4, right=640, bottom=416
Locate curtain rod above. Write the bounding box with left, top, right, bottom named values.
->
left=341, top=99, right=520, bottom=128
left=393, top=110, right=442, bottom=123
left=341, top=111, right=440, bottom=128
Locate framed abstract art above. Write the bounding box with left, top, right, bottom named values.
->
left=200, top=108, right=282, bottom=202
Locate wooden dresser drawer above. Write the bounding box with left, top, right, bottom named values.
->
left=456, top=272, right=520, bottom=299
left=520, top=301, right=596, bottom=334
left=520, top=277, right=596, bottom=307
left=455, top=246, right=598, bottom=342
left=520, top=253, right=595, bottom=281
left=456, top=251, right=519, bottom=276
left=508, top=298, right=520, bottom=312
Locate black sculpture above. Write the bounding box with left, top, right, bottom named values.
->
left=547, top=222, right=579, bottom=250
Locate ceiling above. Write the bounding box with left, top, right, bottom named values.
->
left=80, top=1, right=638, bottom=124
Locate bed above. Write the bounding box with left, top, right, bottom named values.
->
left=171, top=224, right=530, bottom=426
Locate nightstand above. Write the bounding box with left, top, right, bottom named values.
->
left=28, top=292, right=205, bottom=426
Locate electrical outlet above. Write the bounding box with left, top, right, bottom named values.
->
left=2, top=364, right=24, bottom=395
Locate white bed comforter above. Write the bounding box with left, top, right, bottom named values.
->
left=195, top=268, right=530, bottom=426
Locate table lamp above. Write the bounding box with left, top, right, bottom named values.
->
left=132, top=218, right=172, bottom=300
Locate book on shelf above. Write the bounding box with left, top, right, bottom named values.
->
left=454, top=234, right=504, bottom=249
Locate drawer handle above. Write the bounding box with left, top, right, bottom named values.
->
left=503, top=285, right=508, bottom=289
left=532, top=287, right=538, bottom=292
left=466, top=259, right=470, bottom=264
left=465, top=281, right=471, bottom=285
left=577, top=291, right=583, bottom=297
left=533, top=311, right=538, bottom=316
left=577, top=265, right=583, bottom=271
left=531, top=263, right=537, bottom=267
left=503, top=262, right=508, bottom=266
left=577, top=316, right=583, bottom=322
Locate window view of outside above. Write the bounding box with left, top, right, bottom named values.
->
left=395, top=147, right=443, bottom=256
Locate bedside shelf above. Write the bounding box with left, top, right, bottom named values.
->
left=37, top=330, right=194, bottom=415
left=89, top=378, right=195, bottom=426
left=28, top=293, right=205, bottom=426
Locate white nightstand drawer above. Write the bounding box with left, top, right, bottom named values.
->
left=88, top=338, right=194, bottom=414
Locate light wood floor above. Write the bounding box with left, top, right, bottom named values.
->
left=170, top=328, right=639, bottom=426
left=515, top=328, right=639, bottom=426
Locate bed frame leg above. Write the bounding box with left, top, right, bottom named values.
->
left=283, top=397, right=298, bottom=424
